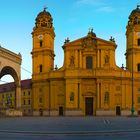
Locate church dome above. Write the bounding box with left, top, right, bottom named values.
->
left=130, top=5, right=140, bottom=16
left=36, top=8, right=52, bottom=20
left=127, top=5, right=140, bottom=27
left=35, top=8, right=53, bottom=28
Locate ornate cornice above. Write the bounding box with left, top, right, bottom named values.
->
left=0, top=46, right=22, bottom=65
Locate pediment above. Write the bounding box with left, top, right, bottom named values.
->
left=63, top=35, right=116, bottom=49
left=96, top=38, right=115, bottom=46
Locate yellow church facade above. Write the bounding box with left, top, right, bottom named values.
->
left=31, top=6, right=140, bottom=116
left=1, top=6, right=140, bottom=117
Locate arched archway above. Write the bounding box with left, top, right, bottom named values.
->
left=0, top=66, right=19, bottom=83
left=0, top=46, right=22, bottom=111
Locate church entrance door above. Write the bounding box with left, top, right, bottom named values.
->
left=85, top=97, right=93, bottom=116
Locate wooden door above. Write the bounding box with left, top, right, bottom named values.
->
left=85, top=98, right=93, bottom=116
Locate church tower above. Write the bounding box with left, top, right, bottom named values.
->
left=126, top=5, right=140, bottom=72
left=32, top=8, right=55, bottom=79
left=31, top=8, right=55, bottom=115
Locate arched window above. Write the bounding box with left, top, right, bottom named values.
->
left=104, top=92, right=109, bottom=104
left=39, top=64, right=43, bottom=73
left=39, top=97, right=43, bottom=103
left=86, top=56, right=93, bottom=69
left=137, top=63, right=140, bottom=72
left=40, top=40, right=43, bottom=47
left=138, top=39, right=140, bottom=46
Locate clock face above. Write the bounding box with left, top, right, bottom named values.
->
left=38, top=34, right=43, bottom=40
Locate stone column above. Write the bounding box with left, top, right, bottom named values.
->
left=97, top=82, right=100, bottom=109
left=79, top=51, right=82, bottom=68
left=16, top=84, right=21, bottom=109
left=97, top=50, right=99, bottom=68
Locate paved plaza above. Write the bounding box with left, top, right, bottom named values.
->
left=0, top=116, right=140, bottom=139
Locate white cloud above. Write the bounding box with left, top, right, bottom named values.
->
left=76, top=0, right=114, bottom=13
left=96, top=6, right=114, bottom=12
left=76, top=0, right=105, bottom=6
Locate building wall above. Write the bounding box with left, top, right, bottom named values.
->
left=0, top=80, right=32, bottom=116
left=32, top=81, right=49, bottom=116
left=0, top=91, right=16, bottom=109
left=21, top=89, right=32, bottom=116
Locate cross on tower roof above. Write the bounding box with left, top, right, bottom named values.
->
left=44, top=6, right=48, bottom=11
left=137, top=4, right=140, bottom=9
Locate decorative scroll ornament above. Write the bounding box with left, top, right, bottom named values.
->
left=82, top=37, right=96, bottom=48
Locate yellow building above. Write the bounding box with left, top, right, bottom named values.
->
left=1, top=6, right=140, bottom=117
left=30, top=6, right=140, bottom=116
left=0, top=79, right=32, bottom=116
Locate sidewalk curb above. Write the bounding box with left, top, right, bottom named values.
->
left=0, top=129, right=140, bottom=136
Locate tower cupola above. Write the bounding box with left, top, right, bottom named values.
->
left=130, top=5, right=140, bottom=16
left=35, top=8, right=53, bottom=29
left=127, top=5, right=140, bottom=30
left=126, top=5, right=140, bottom=72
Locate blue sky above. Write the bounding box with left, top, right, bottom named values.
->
left=0, top=0, right=139, bottom=83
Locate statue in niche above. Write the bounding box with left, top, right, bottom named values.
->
left=69, top=56, right=75, bottom=67
left=105, top=55, right=109, bottom=64
left=70, top=92, right=74, bottom=101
